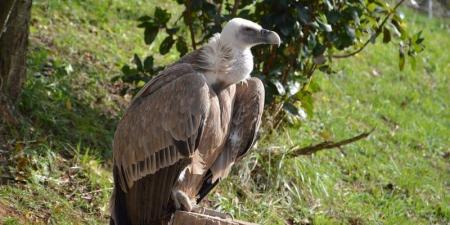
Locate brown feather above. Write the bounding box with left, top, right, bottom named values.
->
left=111, top=37, right=266, bottom=224
left=209, top=78, right=265, bottom=182
left=113, top=63, right=210, bottom=191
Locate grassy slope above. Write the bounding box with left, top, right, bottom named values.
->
left=0, top=1, right=449, bottom=224
left=213, top=12, right=449, bottom=225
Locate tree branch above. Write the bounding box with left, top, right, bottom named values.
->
left=231, top=0, right=241, bottom=17
left=332, top=0, right=406, bottom=59
left=288, top=129, right=374, bottom=157
left=185, top=0, right=197, bottom=50
left=217, top=0, right=223, bottom=14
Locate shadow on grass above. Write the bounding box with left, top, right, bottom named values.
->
left=16, top=46, right=120, bottom=161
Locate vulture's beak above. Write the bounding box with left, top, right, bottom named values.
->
left=261, top=29, right=281, bottom=47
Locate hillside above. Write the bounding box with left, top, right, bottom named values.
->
left=0, top=1, right=449, bottom=224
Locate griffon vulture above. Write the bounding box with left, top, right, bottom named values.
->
left=110, top=18, right=280, bottom=225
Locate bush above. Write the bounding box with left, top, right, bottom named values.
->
left=115, top=0, right=424, bottom=129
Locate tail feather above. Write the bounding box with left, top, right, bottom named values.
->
left=110, top=166, right=132, bottom=225
left=110, top=159, right=189, bottom=225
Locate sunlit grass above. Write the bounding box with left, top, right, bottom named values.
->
left=0, top=1, right=448, bottom=224
left=211, top=8, right=449, bottom=225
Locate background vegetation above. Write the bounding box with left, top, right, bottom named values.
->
left=117, top=0, right=425, bottom=129
left=0, top=0, right=448, bottom=224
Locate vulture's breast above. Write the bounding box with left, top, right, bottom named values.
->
left=174, top=84, right=236, bottom=197
left=197, top=84, right=236, bottom=168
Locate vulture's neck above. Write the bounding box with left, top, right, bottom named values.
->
left=198, top=34, right=253, bottom=92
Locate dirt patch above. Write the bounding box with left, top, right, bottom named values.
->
left=0, top=202, right=25, bottom=224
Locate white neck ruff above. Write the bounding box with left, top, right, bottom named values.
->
left=199, top=34, right=253, bottom=89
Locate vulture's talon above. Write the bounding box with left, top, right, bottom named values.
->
left=172, top=190, right=193, bottom=211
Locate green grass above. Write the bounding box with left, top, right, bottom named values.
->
left=211, top=11, right=449, bottom=225
left=1, top=1, right=449, bottom=224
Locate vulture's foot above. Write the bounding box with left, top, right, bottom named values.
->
left=172, top=189, right=195, bottom=212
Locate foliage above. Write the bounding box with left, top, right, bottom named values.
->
left=116, top=0, right=424, bottom=128
left=1, top=0, right=448, bottom=224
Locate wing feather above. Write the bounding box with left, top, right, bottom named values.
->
left=209, top=78, right=264, bottom=182
left=113, top=63, right=210, bottom=191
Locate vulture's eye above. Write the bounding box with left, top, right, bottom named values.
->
left=244, top=27, right=254, bottom=32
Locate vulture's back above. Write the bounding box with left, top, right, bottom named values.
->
left=110, top=63, right=210, bottom=225
left=110, top=45, right=265, bottom=225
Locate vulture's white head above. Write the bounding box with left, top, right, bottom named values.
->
left=201, top=18, right=281, bottom=90
left=220, top=18, right=281, bottom=49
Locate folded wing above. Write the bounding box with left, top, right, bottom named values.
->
left=209, top=78, right=264, bottom=184
left=113, top=63, right=210, bottom=192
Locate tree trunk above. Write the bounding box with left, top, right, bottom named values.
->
left=0, top=0, right=32, bottom=126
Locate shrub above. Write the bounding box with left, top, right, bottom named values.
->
left=115, top=0, right=424, bottom=129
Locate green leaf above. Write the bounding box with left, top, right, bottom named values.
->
left=121, top=65, right=138, bottom=79
left=298, top=6, right=311, bottom=24
left=287, top=81, right=300, bottom=97
left=144, top=25, right=159, bottom=45
left=318, top=64, right=333, bottom=74
left=283, top=102, right=306, bottom=120
left=367, top=3, right=377, bottom=12
left=143, top=56, right=154, bottom=72
left=413, top=31, right=424, bottom=44
left=388, top=23, right=401, bottom=37
left=345, top=25, right=356, bottom=40
left=176, top=38, right=188, bottom=56
left=326, top=10, right=341, bottom=25
left=325, top=0, right=333, bottom=11
left=299, top=92, right=314, bottom=118
left=392, top=17, right=407, bottom=40
left=154, top=7, right=171, bottom=25
left=318, top=20, right=332, bottom=32
left=191, top=0, right=203, bottom=11
left=416, top=37, right=425, bottom=45
left=313, top=44, right=326, bottom=57
left=137, top=21, right=151, bottom=28
left=383, top=27, right=391, bottom=43
left=159, top=36, right=175, bottom=55
left=138, top=15, right=152, bottom=22
left=307, top=34, right=317, bottom=49
left=280, top=24, right=293, bottom=36
left=271, top=79, right=286, bottom=96
left=351, top=9, right=360, bottom=26
left=133, top=54, right=143, bottom=72
left=136, top=80, right=146, bottom=88
left=283, top=102, right=298, bottom=115
left=399, top=43, right=405, bottom=71
left=111, top=75, right=121, bottom=82
left=166, top=28, right=178, bottom=35
left=203, top=2, right=217, bottom=17
left=121, top=65, right=132, bottom=75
